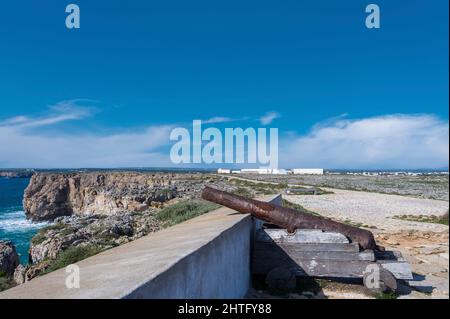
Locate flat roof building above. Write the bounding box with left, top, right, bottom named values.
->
left=292, top=168, right=324, bottom=175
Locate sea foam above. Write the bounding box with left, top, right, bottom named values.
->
left=0, top=209, right=48, bottom=233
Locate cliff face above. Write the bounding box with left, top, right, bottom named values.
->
left=23, top=173, right=178, bottom=221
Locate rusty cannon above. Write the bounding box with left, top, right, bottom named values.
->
left=201, top=186, right=383, bottom=251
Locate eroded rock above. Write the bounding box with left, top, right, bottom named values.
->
left=0, top=241, right=19, bottom=277
left=23, top=173, right=180, bottom=221
left=13, top=264, right=26, bottom=285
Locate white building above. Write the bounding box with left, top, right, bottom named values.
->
left=217, top=168, right=231, bottom=174
left=271, top=169, right=289, bottom=175
left=292, top=168, right=324, bottom=175
left=240, top=168, right=289, bottom=175
left=240, top=169, right=271, bottom=174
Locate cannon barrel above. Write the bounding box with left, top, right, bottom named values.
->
left=201, top=187, right=382, bottom=251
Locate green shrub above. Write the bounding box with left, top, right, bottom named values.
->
left=374, top=291, right=398, bottom=299
left=43, top=245, right=103, bottom=274
left=156, top=200, right=220, bottom=227
left=233, top=187, right=254, bottom=198
left=0, top=276, right=13, bottom=292
left=282, top=199, right=321, bottom=217
left=393, top=214, right=449, bottom=226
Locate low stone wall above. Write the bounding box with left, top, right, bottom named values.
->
left=0, top=194, right=281, bottom=299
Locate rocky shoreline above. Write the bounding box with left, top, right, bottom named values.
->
left=1, top=172, right=235, bottom=289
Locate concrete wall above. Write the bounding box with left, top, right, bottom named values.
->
left=126, top=216, right=252, bottom=299
left=0, top=194, right=281, bottom=299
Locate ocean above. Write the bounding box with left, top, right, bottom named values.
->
left=0, top=178, right=47, bottom=264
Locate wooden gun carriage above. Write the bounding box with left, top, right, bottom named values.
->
left=202, top=187, right=413, bottom=292
left=252, top=227, right=412, bottom=292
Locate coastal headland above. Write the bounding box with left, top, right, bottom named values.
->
left=0, top=171, right=448, bottom=298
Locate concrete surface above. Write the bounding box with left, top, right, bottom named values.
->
left=0, top=194, right=281, bottom=299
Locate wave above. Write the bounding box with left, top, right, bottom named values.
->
left=0, top=209, right=48, bottom=233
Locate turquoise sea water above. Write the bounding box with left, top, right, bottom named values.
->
left=0, top=178, right=47, bottom=264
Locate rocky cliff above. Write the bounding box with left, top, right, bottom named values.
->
left=23, top=172, right=180, bottom=221
left=17, top=172, right=226, bottom=282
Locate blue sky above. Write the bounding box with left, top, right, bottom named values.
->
left=0, top=1, right=448, bottom=169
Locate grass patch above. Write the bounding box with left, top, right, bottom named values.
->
left=287, top=186, right=334, bottom=195
left=233, top=187, right=254, bottom=198
left=230, top=179, right=286, bottom=195
left=374, top=291, right=398, bottom=299
left=0, top=277, right=14, bottom=292
left=282, top=199, right=322, bottom=217
left=393, top=214, right=449, bottom=226
left=231, top=179, right=287, bottom=189
left=42, top=245, right=104, bottom=275
left=156, top=200, right=220, bottom=228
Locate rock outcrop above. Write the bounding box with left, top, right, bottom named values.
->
left=24, top=173, right=179, bottom=221
left=20, top=172, right=228, bottom=281
left=0, top=241, right=19, bottom=276
left=28, top=212, right=160, bottom=264
left=13, top=264, right=26, bottom=285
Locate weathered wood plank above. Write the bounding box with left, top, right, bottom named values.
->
left=256, top=229, right=350, bottom=244
left=252, top=243, right=412, bottom=279
left=280, top=248, right=374, bottom=262
left=274, top=242, right=361, bottom=253
left=253, top=243, right=373, bottom=262
left=252, top=255, right=370, bottom=278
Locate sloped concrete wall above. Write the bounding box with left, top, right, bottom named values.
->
left=0, top=194, right=281, bottom=299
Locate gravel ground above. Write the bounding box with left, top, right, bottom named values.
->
left=284, top=189, right=448, bottom=232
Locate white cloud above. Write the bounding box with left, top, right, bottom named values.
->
left=202, top=116, right=250, bottom=124
left=1, top=105, right=448, bottom=170
left=260, top=111, right=280, bottom=125
left=0, top=101, right=173, bottom=168
left=280, top=114, right=449, bottom=169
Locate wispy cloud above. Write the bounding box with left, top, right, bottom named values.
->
left=0, top=100, right=173, bottom=168
left=202, top=116, right=249, bottom=124
left=280, top=114, right=449, bottom=169
left=202, top=116, right=235, bottom=124
left=201, top=112, right=280, bottom=126
left=259, top=111, right=280, bottom=125
left=0, top=100, right=95, bottom=129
